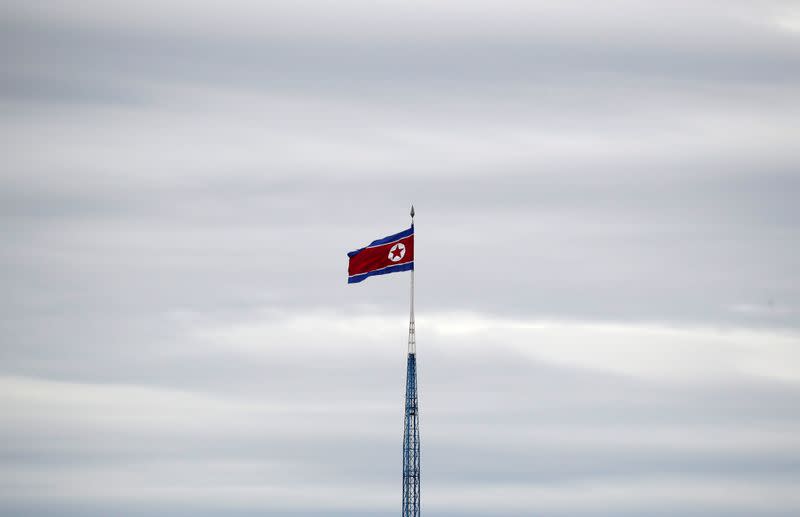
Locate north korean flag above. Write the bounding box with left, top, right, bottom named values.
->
left=347, top=226, right=414, bottom=284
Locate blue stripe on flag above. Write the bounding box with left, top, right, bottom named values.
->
left=347, top=225, right=414, bottom=258
left=347, top=261, right=414, bottom=283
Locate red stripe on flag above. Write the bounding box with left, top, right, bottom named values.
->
left=349, top=234, right=414, bottom=277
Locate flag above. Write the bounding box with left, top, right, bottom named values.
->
left=347, top=225, right=414, bottom=284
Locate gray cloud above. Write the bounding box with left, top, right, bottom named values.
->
left=2, top=0, right=800, bottom=515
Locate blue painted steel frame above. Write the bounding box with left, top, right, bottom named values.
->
left=402, top=352, right=420, bottom=516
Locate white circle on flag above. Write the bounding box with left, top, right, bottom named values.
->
left=388, top=243, right=406, bottom=262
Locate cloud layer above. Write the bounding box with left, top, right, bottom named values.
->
left=2, top=0, right=799, bottom=515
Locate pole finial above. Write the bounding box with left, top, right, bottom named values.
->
left=410, top=204, right=415, bottom=219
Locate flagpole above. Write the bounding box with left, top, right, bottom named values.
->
left=402, top=204, right=420, bottom=517
left=409, top=205, right=415, bottom=355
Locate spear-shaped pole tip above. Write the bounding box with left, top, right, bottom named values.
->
left=410, top=205, right=415, bottom=218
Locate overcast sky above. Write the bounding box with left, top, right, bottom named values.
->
left=2, top=1, right=800, bottom=515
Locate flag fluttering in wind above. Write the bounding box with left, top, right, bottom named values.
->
left=347, top=225, right=414, bottom=284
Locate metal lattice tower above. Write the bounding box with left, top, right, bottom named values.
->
left=402, top=206, right=420, bottom=516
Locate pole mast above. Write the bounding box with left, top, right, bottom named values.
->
left=408, top=205, right=416, bottom=355
left=402, top=204, right=420, bottom=517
